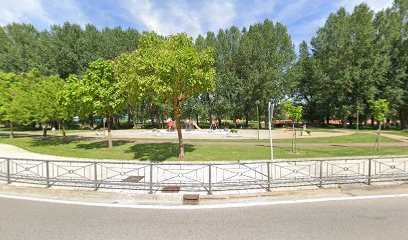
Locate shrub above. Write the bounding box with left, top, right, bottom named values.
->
left=230, top=129, right=238, bottom=134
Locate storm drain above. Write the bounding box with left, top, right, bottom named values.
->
left=161, top=186, right=181, bottom=193
left=183, top=194, right=200, bottom=205
left=122, top=176, right=144, bottom=183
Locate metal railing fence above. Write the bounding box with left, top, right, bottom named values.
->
left=0, top=156, right=407, bottom=194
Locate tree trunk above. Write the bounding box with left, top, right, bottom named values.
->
left=107, top=116, right=113, bottom=150
left=133, top=114, right=138, bottom=129
left=42, top=124, right=48, bottom=138
left=176, top=110, right=184, bottom=158
left=150, top=115, right=155, bottom=128
left=400, top=109, right=408, bottom=129
left=245, top=113, right=249, bottom=128
left=9, top=121, right=14, bottom=139
left=89, top=114, right=94, bottom=129
left=196, top=114, right=199, bottom=127
left=264, top=117, right=268, bottom=129
left=371, top=116, right=374, bottom=128
left=60, top=119, right=67, bottom=143
left=341, top=115, right=347, bottom=128
left=115, top=117, right=120, bottom=130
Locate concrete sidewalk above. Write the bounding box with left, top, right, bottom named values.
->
left=1, top=181, right=407, bottom=208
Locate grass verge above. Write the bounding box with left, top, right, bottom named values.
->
left=0, top=136, right=406, bottom=161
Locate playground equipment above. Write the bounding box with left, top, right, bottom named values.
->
left=167, top=120, right=176, bottom=131
left=208, top=120, right=220, bottom=133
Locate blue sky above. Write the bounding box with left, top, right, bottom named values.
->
left=0, top=0, right=394, bottom=50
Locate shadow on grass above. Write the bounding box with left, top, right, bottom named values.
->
left=125, top=143, right=195, bottom=162
left=28, top=135, right=91, bottom=147
left=76, top=140, right=128, bottom=149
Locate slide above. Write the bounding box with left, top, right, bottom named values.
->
left=193, top=123, right=201, bottom=129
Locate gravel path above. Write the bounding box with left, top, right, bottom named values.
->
left=130, top=140, right=408, bottom=147
left=0, top=143, right=86, bottom=161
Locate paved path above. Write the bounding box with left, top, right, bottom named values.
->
left=0, top=195, right=407, bottom=240
left=0, top=143, right=81, bottom=160
left=130, top=139, right=408, bottom=147
left=380, top=133, right=408, bottom=142
left=65, top=128, right=354, bottom=140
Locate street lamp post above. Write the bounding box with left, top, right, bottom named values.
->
left=256, top=100, right=260, bottom=140
left=356, top=102, right=359, bottom=133
left=268, top=101, right=275, bottom=160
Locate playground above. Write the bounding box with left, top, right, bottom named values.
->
left=76, top=128, right=352, bottom=140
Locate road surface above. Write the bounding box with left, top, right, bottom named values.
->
left=0, top=196, right=407, bottom=240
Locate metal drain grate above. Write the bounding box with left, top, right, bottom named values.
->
left=122, top=176, right=144, bottom=183
left=161, top=185, right=181, bottom=193
left=183, top=194, right=200, bottom=205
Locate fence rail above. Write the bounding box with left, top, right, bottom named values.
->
left=0, top=156, right=407, bottom=194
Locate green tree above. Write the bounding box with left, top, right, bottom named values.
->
left=0, top=70, right=37, bottom=137
left=291, top=41, right=329, bottom=123
left=114, top=51, right=149, bottom=128
left=31, top=74, right=65, bottom=137
left=51, top=22, right=85, bottom=78
left=374, top=0, right=408, bottom=128
left=57, top=75, right=80, bottom=142
left=282, top=101, right=303, bottom=153
left=311, top=4, right=382, bottom=127
left=117, top=33, right=216, bottom=158
left=370, top=99, right=389, bottom=151
left=79, top=59, right=125, bottom=149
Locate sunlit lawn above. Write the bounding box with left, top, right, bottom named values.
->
left=0, top=135, right=406, bottom=161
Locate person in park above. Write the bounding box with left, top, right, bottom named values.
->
left=301, top=124, right=307, bottom=136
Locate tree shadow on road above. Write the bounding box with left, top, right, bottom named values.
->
left=125, top=143, right=195, bottom=162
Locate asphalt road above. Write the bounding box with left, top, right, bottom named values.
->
left=1, top=197, right=407, bottom=240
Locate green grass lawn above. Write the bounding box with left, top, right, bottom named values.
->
left=0, top=135, right=406, bottom=161
left=118, top=133, right=399, bottom=144
left=275, top=133, right=399, bottom=143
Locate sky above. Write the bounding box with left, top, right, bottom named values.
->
left=0, top=0, right=394, bottom=51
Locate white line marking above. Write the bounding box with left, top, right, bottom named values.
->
left=0, top=193, right=408, bottom=209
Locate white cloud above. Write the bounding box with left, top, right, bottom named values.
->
left=121, top=0, right=236, bottom=37
left=238, top=0, right=278, bottom=27
left=0, top=0, right=52, bottom=26
left=0, top=0, right=89, bottom=28
left=44, top=0, right=89, bottom=26
left=202, top=0, right=236, bottom=32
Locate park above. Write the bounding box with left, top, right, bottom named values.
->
left=0, top=0, right=408, bottom=239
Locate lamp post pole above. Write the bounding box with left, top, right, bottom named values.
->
left=256, top=100, right=260, bottom=140
left=356, top=102, right=359, bottom=133
left=268, top=102, right=275, bottom=160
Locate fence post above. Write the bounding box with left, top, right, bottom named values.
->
left=149, top=163, right=153, bottom=194
left=208, top=164, right=212, bottom=195
left=45, top=160, right=50, bottom=188
left=6, top=158, right=11, bottom=184
left=319, top=161, right=323, bottom=187
left=267, top=162, right=271, bottom=192
left=94, top=162, right=98, bottom=191
left=368, top=158, right=372, bottom=185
